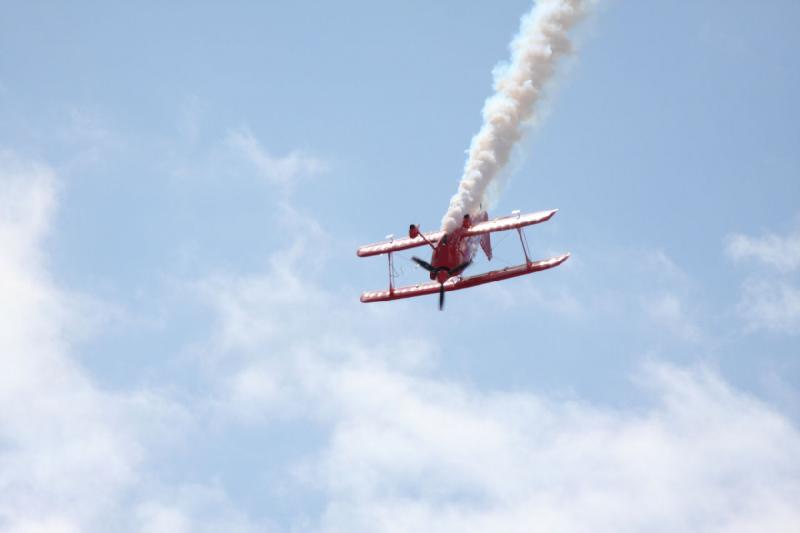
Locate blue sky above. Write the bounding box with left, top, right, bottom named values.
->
left=1, top=1, right=799, bottom=531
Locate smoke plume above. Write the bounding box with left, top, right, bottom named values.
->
left=441, top=0, right=587, bottom=233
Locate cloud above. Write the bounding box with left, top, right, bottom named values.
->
left=53, top=108, right=123, bottom=172
left=726, top=224, right=800, bottom=335
left=473, top=277, right=585, bottom=317
left=3, top=146, right=798, bottom=532
left=226, top=127, right=326, bottom=187
left=645, top=292, right=704, bottom=342
left=726, top=229, right=800, bottom=272
left=305, top=363, right=800, bottom=533
left=192, top=223, right=800, bottom=532
left=0, top=150, right=134, bottom=530
left=473, top=248, right=707, bottom=344
left=135, top=485, right=270, bottom=533
left=0, top=150, right=197, bottom=532
left=738, top=279, right=800, bottom=335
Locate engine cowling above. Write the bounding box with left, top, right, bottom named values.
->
left=462, top=214, right=472, bottom=229
left=409, top=224, right=420, bottom=239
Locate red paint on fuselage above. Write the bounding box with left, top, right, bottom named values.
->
left=428, top=212, right=487, bottom=282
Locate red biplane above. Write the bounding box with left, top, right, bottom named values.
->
left=357, top=208, right=570, bottom=309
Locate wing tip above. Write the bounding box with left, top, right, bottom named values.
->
left=360, top=291, right=380, bottom=303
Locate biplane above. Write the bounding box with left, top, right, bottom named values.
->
left=357, top=208, right=570, bottom=309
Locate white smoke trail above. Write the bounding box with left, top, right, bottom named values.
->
left=441, top=0, right=587, bottom=233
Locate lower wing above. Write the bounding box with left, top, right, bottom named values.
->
left=360, top=253, right=570, bottom=303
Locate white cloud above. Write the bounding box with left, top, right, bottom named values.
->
left=738, top=279, right=800, bottom=335
left=307, top=362, right=800, bottom=533
left=726, top=224, right=800, bottom=335
left=135, top=485, right=269, bottom=533
left=3, top=146, right=799, bottom=532
left=54, top=108, right=123, bottom=172
left=474, top=248, right=707, bottom=343
left=226, top=127, right=326, bottom=187
left=63, top=108, right=114, bottom=147
left=0, top=151, right=135, bottom=530
left=644, top=249, right=690, bottom=283
left=645, top=292, right=704, bottom=342
left=726, top=230, right=800, bottom=272
left=476, top=275, right=585, bottom=318
left=192, top=227, right=800, bottom=533
left=0, top=150, right=196, bottom=532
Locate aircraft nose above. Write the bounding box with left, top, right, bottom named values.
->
left=436, top=270, right=449, bottom=284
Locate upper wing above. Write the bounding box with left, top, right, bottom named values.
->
left=357, top=230, right=444, bottom=257
left=360, top=253, right=570, bottom=303
left=464, top=209, right=558, bottom=237
left=357, top=209, right=558, bottom=257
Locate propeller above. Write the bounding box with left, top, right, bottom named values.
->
left=439, top=260, right=472, bottom=310
left=449, top=260, right=472, bottom=277
left=411, top=257, right=436, bottom=272
left=411, top=257, right=473, bottom=311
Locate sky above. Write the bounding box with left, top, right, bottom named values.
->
left=1, top=0, right=799, bottom=531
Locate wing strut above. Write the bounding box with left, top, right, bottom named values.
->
left=387, top=251, right=395, bottom=295
left=517, top=227, right=531, bottom=264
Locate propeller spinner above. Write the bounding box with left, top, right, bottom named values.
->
left=411, top=257, right=472, bottom=310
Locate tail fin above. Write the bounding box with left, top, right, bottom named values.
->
left=478, top=211, right=492, bottom=260
left=481, top=233, right=492, bottom=261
